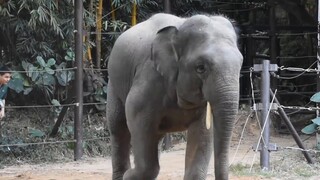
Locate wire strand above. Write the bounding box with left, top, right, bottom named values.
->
left=5, top=102, right=107, bottom=109
left=0, top=137, right=110, bottom=148
left=250, top=68, right=265, bottom=144
left=230, top=111, right=253, bottom=166
left=250, top=89, right=277, bottom=172
left=275, top=60, right=318, bottom=80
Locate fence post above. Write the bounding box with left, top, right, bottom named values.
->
left=74, top=0, right=84, bottom=161
left=317, top=0, right=320, bottom=106
left=254, top=60, right=278, bottom=170
left=260, top=60, right=271, bottom=170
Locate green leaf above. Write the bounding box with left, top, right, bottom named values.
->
left=65, top=49, right=75, bottom=61
left=45, top=67, right=55, bottom=74
left=29, top=128, right=45, bottom=138
left=22, top=61, right=30, bottom=70
left=36, top=56, right=46, bottom=67
left=23, top=88, right=33, bottom=95
left=94, top=94, right=106, bottom=102
left=310, top=92, right=320, bottom=103
left=26, top=63, right=36, bottom=77
left=47, top=58, right=56, bottom=67
left=8, top=78, right=24, bottom=93
left=36, top=73, right=55, bottom=86
left=56, top=71, right=74, bottom=86
left=51, top=99, right=61, bottom=106
left=301, top=123, right=318, bottom=135
left=56, top=62, right=66, bottom=69
left=66, top=142, right=74, bottom=150
left=103, top=85, right=108, bottom=94
left=66, top=125, right=74, bottom=134
left=312, top=117, right=320, bottom=125
left=31, top=70, right=39, bottom=81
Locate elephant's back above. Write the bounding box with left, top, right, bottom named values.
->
left=108, top=13, right=184, bottom=101
left=110, top=13, right=184, bottom=63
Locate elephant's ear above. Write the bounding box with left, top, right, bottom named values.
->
left=151, top=26, right=179, bottom=78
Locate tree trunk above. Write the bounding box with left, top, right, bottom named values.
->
left=111, top=1, right=116, bottom=21
left=85, top=0, right=93, bottom=65
left=95, top=0, right=103, bottom=69
left=163, top=0, right=171, bottom=14
left=131, top=1, right=137, bottom=26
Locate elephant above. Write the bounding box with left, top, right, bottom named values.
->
left=106, top=13, right=243, bottom=180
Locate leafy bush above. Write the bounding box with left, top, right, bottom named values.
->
left=301, top=92, right=320, bottom=135
left=8, top=56, right=74, bottom=105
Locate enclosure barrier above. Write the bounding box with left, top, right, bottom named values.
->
left=251, top=59, right=317, bottom=170
left=253, top=60, right=278, bottom=170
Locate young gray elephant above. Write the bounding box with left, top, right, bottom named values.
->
left=107, top=13, right=243, bottom=180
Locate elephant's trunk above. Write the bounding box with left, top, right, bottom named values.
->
left=207, top=80, right=239, bottom=180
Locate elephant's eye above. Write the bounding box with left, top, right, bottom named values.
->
left=196, top=64, right=206, bottom=74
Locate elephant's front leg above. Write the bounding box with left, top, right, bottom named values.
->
left=124, top=92, right=163, bottom=180
left=184, top=116, right=213, bottom=180
left=124, top=121, right=162, bottom=180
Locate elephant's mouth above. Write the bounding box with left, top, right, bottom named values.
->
left=177, top=96, right=200, bottom=109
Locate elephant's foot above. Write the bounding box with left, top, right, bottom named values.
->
left=123, top=167, right=159, bottom=180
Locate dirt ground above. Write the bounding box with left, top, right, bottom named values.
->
left=1, top=110, right=320, bottom=180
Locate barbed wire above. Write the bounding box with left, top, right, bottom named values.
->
left=280, top=105, right=320, bottom=111
left=89, top=32, right=121, bottom=35
left=281, top=146, right=320, bottom=153
left=277, top=83, right=317, bottom=88
left=249, top=68, right=266, bottom=144
left=279, top=66, right=318, bottom=73
left=250, top=89, right=277, bottom=172
left=230, top=111, right=253, bottom=166
left=277, top=32, right=318, bottom=37
left=83, top=68, right=108, bottom=72
left=242, top=32, right=318, bottom=39
left=5, top=102, right=107, bottom=109
left=272, top=60, right=318, bottom=80
left=194, top=0, right=266, bottom=6
left=0, top=137, right=110, bottom=148
left=219, top=6, right=263, bottom=12
left=277, top=56, right=317, bottom=59
left=0, top=67, right=77, bottom=74
left=2, top=67, right=109, bottom=74
left=0, top=140, right=76, bottom=148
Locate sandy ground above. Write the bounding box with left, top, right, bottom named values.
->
left=0, top=142, right=263, bottom=180
left=1, top=112, right=320, bottom=180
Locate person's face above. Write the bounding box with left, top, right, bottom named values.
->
left=0, top=73, right=11, bottom=85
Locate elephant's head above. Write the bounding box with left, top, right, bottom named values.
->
left=152, top=15, right=242, bottom=108
left=151, top=15, right=243, bottom=179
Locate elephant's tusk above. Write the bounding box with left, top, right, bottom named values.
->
left=206, top=102, right=212, bottom=129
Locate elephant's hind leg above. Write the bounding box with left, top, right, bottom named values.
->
left=107, top=84, right=131, bottom=180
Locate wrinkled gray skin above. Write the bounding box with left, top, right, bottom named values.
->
left=107, top=13, right=243, bottom=180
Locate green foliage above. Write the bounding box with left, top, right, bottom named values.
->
left=51, top=98, right=62, bottom=115
left=310, top=92, right=320, bottom=103
left=8, top=56, right=74, bottom=105
left=301, top=122, right=318, bottom=135
left=28, top=128, right=45, bottom=138
left=59, top=125, right=74, bottom=139
left=0, top=0, right=78, bottom=64
left=302, top=95, right=320, bottom=135
left=0, top=136, right=25, bottom=154
left=93, top=84, right=108, bottom=111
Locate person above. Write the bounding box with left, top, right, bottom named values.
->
left=0, top=66, right=12, bottom=119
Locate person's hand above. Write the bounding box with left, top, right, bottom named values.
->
left=0, top=100, right=5, bottom=119
left=0, top=109, right=4, bottom=119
